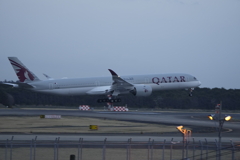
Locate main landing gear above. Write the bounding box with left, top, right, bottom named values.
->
left=97, top=98, right=121, bottom=103
left=97, top=95, right=121, bottom=111
left=97, top=95, right=121, bottom=103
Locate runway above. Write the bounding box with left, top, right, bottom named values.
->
left=0, top=108, right=240, bottom=142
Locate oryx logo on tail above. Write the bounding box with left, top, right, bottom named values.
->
left=8, top=57, right=40, bottom=82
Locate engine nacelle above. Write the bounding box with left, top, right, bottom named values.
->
left=130, top=84, right=152, bottom=96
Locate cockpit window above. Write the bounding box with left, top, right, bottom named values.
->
left=194, top=77, right=197, bottom=80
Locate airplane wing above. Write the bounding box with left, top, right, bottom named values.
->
left=108, top=69, right=134, bottom=96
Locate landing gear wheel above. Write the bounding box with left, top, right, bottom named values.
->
left=97, top=99, right=102, bottom=103
left=97, top=98, right=121, bottom=103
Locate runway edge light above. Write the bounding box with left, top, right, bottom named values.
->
left=208, top=114, right=215, bottom=120
left=224, top=115, right=232, bottom=121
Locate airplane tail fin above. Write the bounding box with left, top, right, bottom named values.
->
left=8, top=57, right=40, bottom=83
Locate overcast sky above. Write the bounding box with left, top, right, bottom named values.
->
left=1, top=0, right=240, bottom=89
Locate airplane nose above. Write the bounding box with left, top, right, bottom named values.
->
left=198, top=81, right=201, bottom=86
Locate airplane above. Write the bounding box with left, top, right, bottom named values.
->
left=7, top=57, right=201, bottom=103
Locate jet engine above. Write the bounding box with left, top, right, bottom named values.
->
left=130, top=84, right=152, bottom=96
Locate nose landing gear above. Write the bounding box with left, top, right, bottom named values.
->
left=189, top=88, right=194, bottom=97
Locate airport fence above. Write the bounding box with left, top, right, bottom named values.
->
left=1, top=137, right=240, bottom=160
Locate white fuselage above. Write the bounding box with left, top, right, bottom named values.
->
left=28, top=73, right=201, bottom=96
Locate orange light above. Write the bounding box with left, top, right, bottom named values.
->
left=208, top=114, right=214, bottom=120
left=176, top=125, right=183, bottom=131
left=176, top=125, right=184, bottom=133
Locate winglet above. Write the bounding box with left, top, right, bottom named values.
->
left=108, top=69, right=118, bottom=76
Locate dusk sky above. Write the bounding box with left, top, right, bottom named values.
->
left=1, top=0, right=240, bottom=89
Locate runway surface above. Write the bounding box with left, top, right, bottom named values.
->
left=0, top=108, right=240, bottom=142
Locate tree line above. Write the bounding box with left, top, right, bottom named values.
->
left=1, top=81, right=240, bottom=110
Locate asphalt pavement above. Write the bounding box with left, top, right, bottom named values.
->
left=0, top=108, right=240, bottom=142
